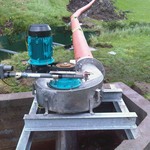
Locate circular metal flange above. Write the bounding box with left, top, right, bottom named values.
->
left=76, top=58, right=105, bottom=76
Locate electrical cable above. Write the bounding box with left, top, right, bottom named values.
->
left=1, top=79, right=18, bottom=87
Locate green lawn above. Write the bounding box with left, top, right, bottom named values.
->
left=0, top=0, right=70, bottom=34
left=0, top=0, right=150, bottom=99
left=116, top=0, right=150, bottom=22
left=90, top=0, right=150, bottom=99
left=91, top=25, right=150, bottom=85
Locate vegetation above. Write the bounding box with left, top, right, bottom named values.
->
left=116, top=0, right=150, bottom=23
left=0, top=0, right=150, bottom=99
left=0, top=52, right=29, bottom=93
left=91, top=25, right=150, bottom=85
left=0, top=48, right=74, bottom=93
left=89, top=0, right=150, bottom=99
left=0, top=0, right=70, bottom=35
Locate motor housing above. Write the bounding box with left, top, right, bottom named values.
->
left=28, top=24, right=54, bottom=66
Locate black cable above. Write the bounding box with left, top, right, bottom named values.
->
left=2, top=79, right=18, bottom=87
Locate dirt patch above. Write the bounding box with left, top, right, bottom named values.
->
left=132, top=82, right=150, bottom=100
left=0, top=1, right=126, bottom=35
left=95, top=42, right=113, bottom=48
left=67, top=0, right=125, bottom=22
left=0, top=20, right=13, bottom=35
left=0, top=81, right=11, bottom=94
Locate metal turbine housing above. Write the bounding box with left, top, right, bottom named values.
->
left=35, top=58, right=105, bottom=113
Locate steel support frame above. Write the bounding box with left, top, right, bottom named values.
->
left=16, top=87, right=138, bottom=150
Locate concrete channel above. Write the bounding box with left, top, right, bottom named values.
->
left=0, top=82, right=150, bottom=150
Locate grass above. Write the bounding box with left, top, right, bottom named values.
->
left=0, top=48, right=74, bottom=93
left=1, top=24, right=149, bottom=94
left=145, top=93, right=150, bottom=100
left=116, top=0, right=150, bottom=23
left=0, top=52, right=30, bottom=93
left=89, top=0, right=150, bottom=99
left=91, top=25, right=150, bottom=86
left=0, top=0, right=70, bottom=34
left=0, top=0, right=150, bottom=98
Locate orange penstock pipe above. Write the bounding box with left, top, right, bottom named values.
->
left=71, top=0, right=96, bottom=61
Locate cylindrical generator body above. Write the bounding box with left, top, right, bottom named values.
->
left=28, top=24, right=54, bottom=66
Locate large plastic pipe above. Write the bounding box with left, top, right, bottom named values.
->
left=71, top=0, right=96, bottom=61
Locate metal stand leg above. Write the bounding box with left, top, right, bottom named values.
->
left=16, top=98, right=38, bottom=150
left=16, top=130, right=33, bottom=150
left=109, top=84, right=139, bottom=139
left=56, top=131, right=77, bottom=150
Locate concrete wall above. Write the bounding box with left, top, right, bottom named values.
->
left=0, top=92, right=33, bottom=150
left=115, top=82, right=150, bottom=150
